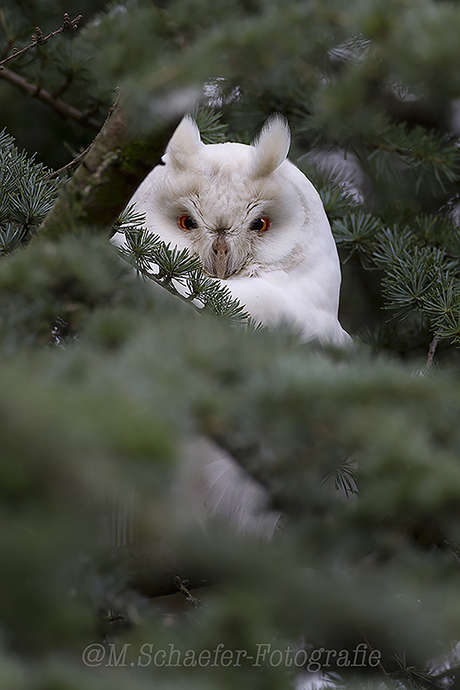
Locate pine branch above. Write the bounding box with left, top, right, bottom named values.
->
left=0, top=67, right=102, bottom=131
left=332, top=212, right=381, bottom=261
left=117, top=223, right=249, bottom=324
left=0, top=129, right=61, bottom=253
left=0, top=13, right=82, bottom=68
left=191, top=105, right=229, bottom=144
left=367, top=123, right=460, bottom=191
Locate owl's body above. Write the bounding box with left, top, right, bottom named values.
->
left=114, top=117, right=350, bottom=542
left=125, top=116, right=350, bottom=345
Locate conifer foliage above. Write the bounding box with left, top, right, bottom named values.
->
left=0, top=129, right=60, bottom=253
left=2, top=2, right=460, bottom=690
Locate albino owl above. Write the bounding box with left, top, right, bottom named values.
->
left=123, top=115, right=350, bottom=346
left=113, top=116, right=350, bottom=544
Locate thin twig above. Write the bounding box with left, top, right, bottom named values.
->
left=41, top=143, right=93, bottom=180
left=360, top=632, right=394, bottom=688
left=0, top=13, right=82, bottom=68
left=426, top=334, right=440, bottom=369
left=174, top=577, right=204, bottom=608
left=0, top=67, right=102, bottom=130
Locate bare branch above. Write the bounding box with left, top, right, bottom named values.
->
left=426, top=334, right=440, bottom=369
left=0, top=67, right=102, bottom=130
left=40, top=144, right=93, bottom=181
left=0, top=13, right=82, bottom=68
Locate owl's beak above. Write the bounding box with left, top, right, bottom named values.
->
left=211, top=233, right=230, bottom=279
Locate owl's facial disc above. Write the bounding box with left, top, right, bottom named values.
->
left=200, top=216, right=272, bottom=279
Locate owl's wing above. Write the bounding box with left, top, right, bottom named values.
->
left=224, top=272, right=351, bottom=346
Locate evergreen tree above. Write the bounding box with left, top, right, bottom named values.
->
left=2, top=1, right=460, bottom=689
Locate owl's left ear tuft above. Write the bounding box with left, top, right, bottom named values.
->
left=250, top=115, right=291, bottom=178
left=164, top=116, right=204, bottom=170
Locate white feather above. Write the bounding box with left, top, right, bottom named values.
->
left=163, top=116, right=204, bottom=170
left=173, top=437, right=281, bottom=539
left=250, top=114, right=291, bottom=177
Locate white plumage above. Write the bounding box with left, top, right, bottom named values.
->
left=125, top=115, right=350, bottom=346
left=114, top=116, right=350, bottom=542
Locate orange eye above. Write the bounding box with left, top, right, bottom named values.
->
left=178, top=214, right=198, bottom=231
left=250, top=217, right=270, bottom=232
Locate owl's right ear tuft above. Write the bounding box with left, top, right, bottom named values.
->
left=250, top=115, right=291, bottom=178
left=164, top=116, right=204, bottom=170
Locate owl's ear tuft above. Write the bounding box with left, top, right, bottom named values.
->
left=250, top=115, right=291, bottom=178
left=164, top=116, right=204, bottom=170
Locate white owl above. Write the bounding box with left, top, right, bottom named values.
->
left=124, top=115, right=350, bottom=346
left=113, top=116, right=350, bottom=544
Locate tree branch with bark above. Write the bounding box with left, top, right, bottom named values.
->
left=0, top=12, right=104, bottom=132
left=35, top=97, right=186, bottom=240
left=0, top=67, right=102, bottom=130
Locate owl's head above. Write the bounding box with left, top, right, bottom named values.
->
left=137, top=115, right=333, bottom=280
